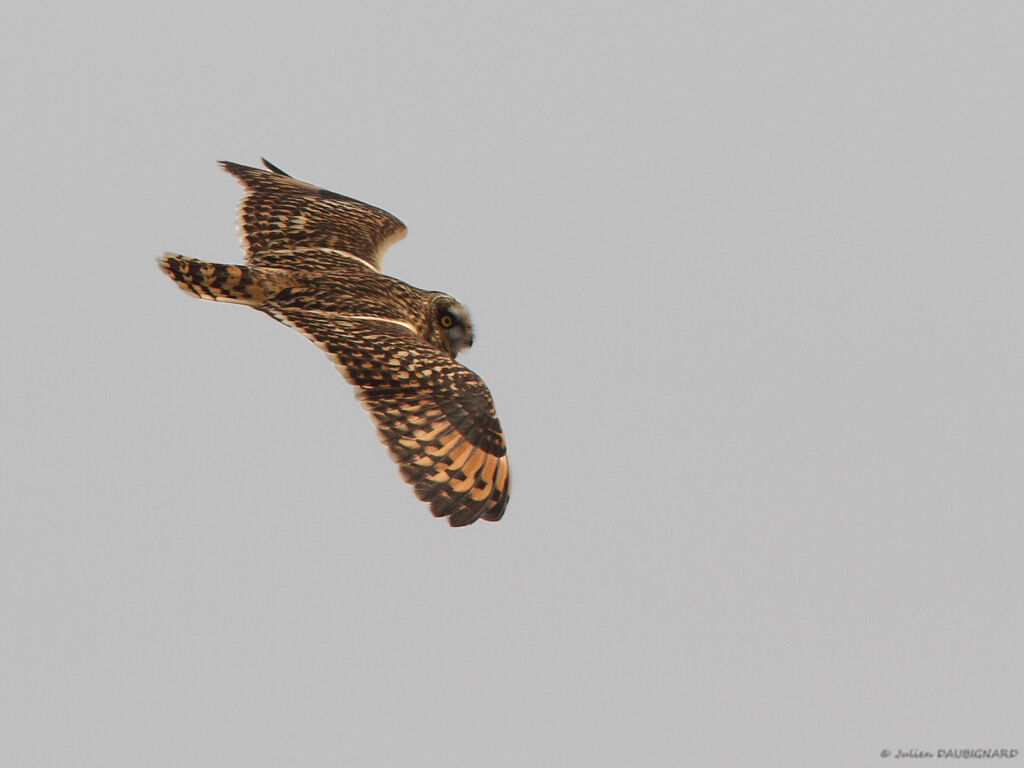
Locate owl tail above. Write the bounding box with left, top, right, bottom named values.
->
left=158, top=254, right=265, bottom=305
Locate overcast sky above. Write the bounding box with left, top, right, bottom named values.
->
left=2, top=2, right=1022, bottom=766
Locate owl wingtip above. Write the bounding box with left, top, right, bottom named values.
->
left=261, top=157, right=292, bottom=176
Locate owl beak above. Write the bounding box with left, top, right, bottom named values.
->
left=449, top=325, right=473, bottom=355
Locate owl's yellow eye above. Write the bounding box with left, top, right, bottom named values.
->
left=440, top=314, right=454, bottom=328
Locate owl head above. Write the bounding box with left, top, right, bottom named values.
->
left=429, top=294, right=474, bottom=357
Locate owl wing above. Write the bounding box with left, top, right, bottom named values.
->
left=267, top=307, right=510, bottom=526
left=220, top=160, right=407, bottom=272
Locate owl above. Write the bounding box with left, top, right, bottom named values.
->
left=159, top=159, right=509, bottom=526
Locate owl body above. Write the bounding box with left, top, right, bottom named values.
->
left=159, top=160, right=508, bottom=526
left=255, top=262, right=451, bottom=336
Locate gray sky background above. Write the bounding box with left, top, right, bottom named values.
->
left=2, top=2, right=1022, bottom=766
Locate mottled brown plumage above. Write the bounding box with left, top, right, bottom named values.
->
left=159, top=159, right=509, bottom=526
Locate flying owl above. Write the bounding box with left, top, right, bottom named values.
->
left=159, top=159, right=509, bottom=526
